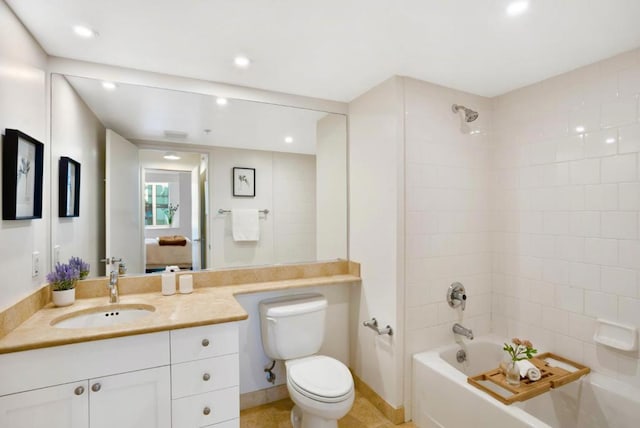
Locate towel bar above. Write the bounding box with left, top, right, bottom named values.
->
left=218, top=209, right=270, bottom=214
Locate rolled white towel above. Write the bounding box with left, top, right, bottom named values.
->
left=527, top=367, right=542, bottom=381
left=516, top=359, right=537, bottom=377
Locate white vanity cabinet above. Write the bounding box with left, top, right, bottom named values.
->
left=0, top=322, right=240, bottom=428
left=170, top=323, right=240, bottom=428
left=0, top=332, right=171, bottom=428
left=0, top=380, right=90, bottom=428
left=89, top=366, right=171, bottom=428
left=0, top=367, right=171, bottom=428
left=0, top=323, right=240, bottom=428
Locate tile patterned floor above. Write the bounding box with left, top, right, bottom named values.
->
left=240, top=391, right=417, bottom=428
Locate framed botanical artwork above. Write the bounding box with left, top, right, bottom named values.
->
left=2, top=129, right=44, bottom=220
left=59, top=157, right=81, bottom=217
left=233, top=167, right=256, bottom=197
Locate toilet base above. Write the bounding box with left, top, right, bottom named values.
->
left=291, top=405, right=302, bottom=428
left=292, top=405, right=340, bottom=428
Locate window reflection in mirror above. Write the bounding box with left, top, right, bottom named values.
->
left=144, top=182, right=171, bottom=227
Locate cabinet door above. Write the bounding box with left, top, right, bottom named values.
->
left=0, top=381, right=89, bottom=428
left=89, top=366, right=170, bottom=428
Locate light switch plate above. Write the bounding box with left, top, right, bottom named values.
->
left=54, top=245, right=61, bottom=265
left=32, top=251, right=40, bottom=277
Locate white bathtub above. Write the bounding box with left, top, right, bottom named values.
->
left=412, top=336, right=640, bottom=428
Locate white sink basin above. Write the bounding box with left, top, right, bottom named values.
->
left=51, top=304, right=156, bottom=329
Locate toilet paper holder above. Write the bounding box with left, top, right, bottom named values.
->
left=363, top=318, right=393, bottom=336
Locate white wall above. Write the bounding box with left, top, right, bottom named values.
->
left=316, top=114, right=348, bottom=260
left=402, top=77, right=493, bottom=415
left=492, top=48, right=640, bottom=389
left=273, top=152, right=316, bottom=264
left=50, top=74, right=106, bottom=277
left=0, top=0, right=48, bottom=309
left=210, top=147, right=275, bottom=268
left=235, top=284, right=352, bottom=394
left=210, top=147, right=317, bottom=268
left=348, top=76, right=405, bottom=407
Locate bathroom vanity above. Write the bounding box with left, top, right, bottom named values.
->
left=0, top=260, right=360, bottom=428
left=0, top=323, right=240, bottom=428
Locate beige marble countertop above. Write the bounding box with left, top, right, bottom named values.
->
left=0, top=263, right=360, bottom=354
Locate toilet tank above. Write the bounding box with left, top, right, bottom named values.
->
left=259, top=294, right=328, bottom=360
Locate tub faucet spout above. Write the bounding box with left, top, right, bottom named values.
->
left=452, top=323, right=473, bottom=340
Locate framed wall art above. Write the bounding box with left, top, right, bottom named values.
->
left=2, top=129, right=44, bottom=220
left=233, top=167, right=255, bottom=197
left=59, top=156, right=81, bottom=217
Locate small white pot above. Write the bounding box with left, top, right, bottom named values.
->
left=52, top=288, right=75, bottom=307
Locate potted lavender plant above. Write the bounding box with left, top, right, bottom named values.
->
left=46, top=262, right=80, bottom=307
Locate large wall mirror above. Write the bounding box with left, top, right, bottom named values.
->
left=50, top=74, right=347, bottom=277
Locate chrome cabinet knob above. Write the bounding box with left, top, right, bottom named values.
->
left=203, top=406, right=211, bottom=416
left=91, top=383, right=101, bottom=392
left=202, top=373, right=210, bottom=381
left=74, top=386, right=85, bottom=396
left=201, top=338, right=210, bottom=347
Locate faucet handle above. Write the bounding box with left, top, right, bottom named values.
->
left=447, top=282, right=467, bottom=310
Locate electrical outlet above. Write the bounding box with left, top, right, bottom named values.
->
left=54, top=245, right=61, bottom=265
left=32, top=251, right=40, bottom=278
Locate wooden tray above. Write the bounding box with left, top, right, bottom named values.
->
left=467, top=352, right=590, bottom=405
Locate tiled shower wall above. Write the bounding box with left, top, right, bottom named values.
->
left=403, top=77, right=494, bottom=366
left=491, top=48, right=640, bottom=388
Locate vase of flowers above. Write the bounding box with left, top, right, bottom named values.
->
left=47, top=262, right=80, bottom=307
left=503, top=338, right=537, bottom=386
left=165, top=203, right=179, bottom=226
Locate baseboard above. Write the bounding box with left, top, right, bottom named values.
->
left=352, top=372, right=405, bottom=424
left=239, top=384, right=289, bottom=410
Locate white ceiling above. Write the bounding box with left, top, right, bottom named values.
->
left=66, top=76, right=327, bottom=154
left=8, top=0, right=640, bottom=101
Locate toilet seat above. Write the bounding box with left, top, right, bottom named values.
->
left=287, top=355, right=353, bottom=403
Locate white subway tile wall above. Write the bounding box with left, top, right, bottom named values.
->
left=403, top=77, right=493, bottom=360
left=491, top=48, right=640, bottom=389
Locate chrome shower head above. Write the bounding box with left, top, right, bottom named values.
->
left=452, top=104, right=479, bottom=122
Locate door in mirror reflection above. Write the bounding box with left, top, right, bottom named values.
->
left=105, top=130, right=142, bottom=273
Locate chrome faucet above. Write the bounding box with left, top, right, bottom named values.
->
left=452, top=323, right=474, bottom=340
left=108, top=269, right=119, bottom=303
left=101, top=257, right=122, bottom=304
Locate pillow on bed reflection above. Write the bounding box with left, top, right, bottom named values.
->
left=158, top=235, right=187, bottom=246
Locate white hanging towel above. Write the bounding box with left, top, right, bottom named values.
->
left=232, top=209, right=260, bottom=241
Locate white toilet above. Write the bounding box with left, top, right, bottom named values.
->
left=259, top=294, right=354, bottom=428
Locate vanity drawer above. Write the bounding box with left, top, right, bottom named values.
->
left=172, top=386, right=239, bottom=428
left=171, top=354, right=239, bottom=399
left=171, top=323, right=238, bottom=363
left=203, top=419, right=238, bottom=428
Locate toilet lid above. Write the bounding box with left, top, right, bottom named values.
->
left=288, top=356, right=353, bottom=401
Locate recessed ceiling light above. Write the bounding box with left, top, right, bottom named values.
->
left=163, top=152, right=181, bottom=161
left=605, top=137, right=616, bottom=144
left=575, top=126, right=585, bottom=133
left=216, top=97, right=228, bottom=106
left=234, top=55, right=251, bottom=69
left=284, top=136, right=294, bottom=144
left=506, top=1, right=529, bottom=16
left=101, top=81, right=116, bottom=91
left=73, top=25, right=97, bottom=38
